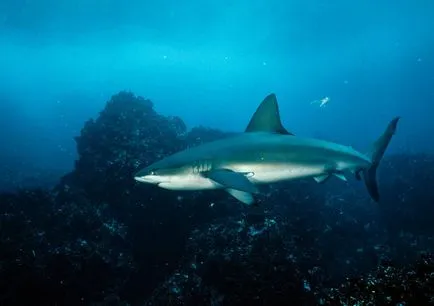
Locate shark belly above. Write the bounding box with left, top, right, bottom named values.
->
left=157, top=163, right=326, bottom=191
left=158, top=174, right=222, bottom=191
left=230, top=163, right=325, bottom=184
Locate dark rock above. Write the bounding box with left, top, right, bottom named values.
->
left=1, top=91, right=434, bottom=305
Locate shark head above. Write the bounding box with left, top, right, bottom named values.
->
left=134, top=166, right=167, bottom=185
left=134, top=158, right=217, bottom=190
left=134, top=160, right=184, bottom=186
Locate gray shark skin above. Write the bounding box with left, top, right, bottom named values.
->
left=135, top=94, right=400, bottom=205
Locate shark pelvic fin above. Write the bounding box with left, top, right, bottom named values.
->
left=333, top=173, right=347, bottom=181
left=314, top=172, right=347, bottom=184
left=245, top=93, right=294, bottom=135
left=205, top=169, right=258, bottom=194
left=226, top=188, right=255, bottom=205
left=313, top=174, right=330, bottom=183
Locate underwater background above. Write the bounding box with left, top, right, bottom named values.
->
left=1, top=0, right=434, bottom=305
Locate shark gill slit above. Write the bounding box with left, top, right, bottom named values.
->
left=193, top=160, right=211, bottom=174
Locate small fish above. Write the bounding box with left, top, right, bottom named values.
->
left=311, top=96, right=330, bottom=107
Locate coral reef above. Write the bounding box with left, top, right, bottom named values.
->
left=1, top=91, right=434, bottom=305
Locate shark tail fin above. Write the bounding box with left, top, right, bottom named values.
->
left=362, top=117, right=400, bottom=202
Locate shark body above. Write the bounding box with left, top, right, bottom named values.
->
left=135, top=94, right=400, bottom=205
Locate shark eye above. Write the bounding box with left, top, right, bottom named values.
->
left=149, top=169, right=157, bottom=175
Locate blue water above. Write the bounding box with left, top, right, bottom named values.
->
left=1, top=0, right=433, bottom=178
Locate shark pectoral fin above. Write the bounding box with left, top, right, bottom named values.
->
left=205, top=169, right=258, bottom=193
left=333, top=173, right=347, bottom=181
left=226, top=188, right=255, bottom=205
left=245, top=93, right=294, bottom=135
left=313, top=174, right=330, bottom=183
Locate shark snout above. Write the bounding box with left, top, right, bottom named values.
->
left=134, top=175, right=161, bottom=184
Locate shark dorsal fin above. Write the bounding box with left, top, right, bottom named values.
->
left=245, top=93, right=294, bottom=135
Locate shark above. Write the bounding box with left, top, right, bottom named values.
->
left=134, top=94, right=400, bottom=205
